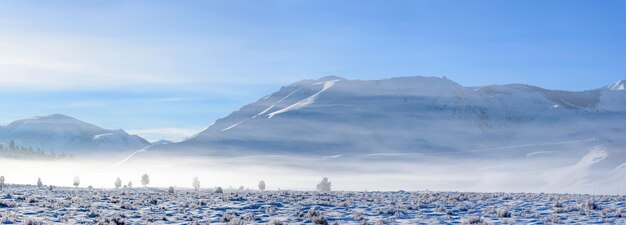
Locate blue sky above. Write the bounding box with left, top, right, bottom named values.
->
left=1, top=0, right=625, bottom=141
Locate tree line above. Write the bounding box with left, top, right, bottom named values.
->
left=0, top=174, right=333, bottom=193
left=0, top=140, right=72, bottom=160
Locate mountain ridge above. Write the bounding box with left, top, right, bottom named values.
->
left=145, top=76, right=626, bottom=157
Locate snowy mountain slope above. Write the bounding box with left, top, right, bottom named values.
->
left=0, top=114, right=150, bottom=154
left=607, top=80, right=625, bottom=91
left=146, top=76, right=626, bottom=158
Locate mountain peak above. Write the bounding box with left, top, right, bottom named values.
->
left=606, top=80, right=625, bottom=90
left=317, top=75, right=346, bottom=81
left=34, top=114, right=76, bottom=120
left=289, top=76, right=345, bottom=87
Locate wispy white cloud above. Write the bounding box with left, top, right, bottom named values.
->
left=0, top=34, right=193, bottom=89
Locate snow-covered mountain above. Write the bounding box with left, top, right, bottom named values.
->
left=147, top=76, right=626, bottom=158
left=0, top=114, right=150, bottom=154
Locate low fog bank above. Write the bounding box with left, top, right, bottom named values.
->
left=2, top=143, right=625, bottom=195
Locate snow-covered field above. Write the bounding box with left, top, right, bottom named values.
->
left=1, top=185, right=625, bottom=224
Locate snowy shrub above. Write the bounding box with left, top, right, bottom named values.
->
left=72, top=176, right=80, bottom=187
left=21, top=218, right=46, bottom=225
left=221, top=211, right=241, bottom=224
left=193, top=177, right=200, bottom=191
left=316, top=177, right=332, bottom=193
left=462, top=216, right=486, bottom=225
left=0, top=200, right=16, bottom=208
left=305, top=208, right=322, bottom=218
left=258, top=180, right=266, bottom=191
left=350, top=212, right=367, bottom=222
left=127, top=181, right=133, bottom=188
left=28, top=197, right=38, bottom=204
left=601, top=208, right=617, bottom=216
left=544, top=215, right=562, bottom=224
left=553, top=208, right=565, bottom=214
left=373, top=217, right=395, bottom=225
left=97, top=214, right=126, bottom=225
left=87, top=209, right=101, bottom=218
left=497, top=209, right=512, bottom=218
left=0, top=212, right=17, bottom=223
left=37, top=178, right=43, bottom=188
left=120, top=202, right=137, bottom=210
left=0, top=176, right=4, bottom=189
left=115, top=177, right=122, bottom=189
left=582, top=201, right=599, bottom=210
left=265, top=205, right=277, bottom=214
left=269, top=218, right=284, bottom=225
left=312, top=216, right=328, bottom=225
left=215, top=187, right=223, bottom=194
left=168, top=186, right=175, bottom=194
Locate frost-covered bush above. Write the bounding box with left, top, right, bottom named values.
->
left=97, top=214, right=126, bottom=225
left=312, top=216, right=328, bottom=225
left=582, top=201, right=599, bottom=210
left=192, top=177, right=200, bottom=191
left=0, top=200, right=16, bottom=208
left=258, top=180, right=266, bottom=191
left=21, top=218, right=46, bottom=225
left=305, top=208, right=322, bottom=218
left=215, top=186, right=223, bottom=194
left=36, top=178, right=43, bottom=188
left=168, top=186, right=175, bottom=194
left=544, top=215, right=562, bottom=224
left=269, top=218, right=284, bottom=225
left=73, top=176, right=80, bottom=187
left=265, top=205, right=277, bottom=214
left=316, top=177, right=332, bottom=193
left=115, top=177, right=122, bottom=189
left=462, top=216, right=486, bottom=225
left=0, top=212, right=17, bottom=223
left=497, top=209, right=512, bottom=218
left=553, top=208, right=566, bottom=214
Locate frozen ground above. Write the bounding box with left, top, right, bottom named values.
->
left=1, top=185, right=626, bottom=224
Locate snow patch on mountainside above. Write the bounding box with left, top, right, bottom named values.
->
left=185, top=122, right=215, bottom=141
left=257, top=106, right=275, bottom=116
left=268, top=79, right=340, bottom=119
left=93, top=133, right=117, bottom=141
left=607, top=80, right=625, bottom=90
left=221, top=120, right=246, bottom=131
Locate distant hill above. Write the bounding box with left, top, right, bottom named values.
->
left=0, top=114, right=150, bottom=155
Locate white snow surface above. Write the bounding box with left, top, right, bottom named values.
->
left=0, top=186, right=625, bottom=224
